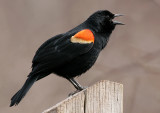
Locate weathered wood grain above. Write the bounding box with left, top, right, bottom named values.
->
left=42, top=80, right=123, bottom=113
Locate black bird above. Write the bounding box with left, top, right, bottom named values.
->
left=10, top=10, right=124, bottom=107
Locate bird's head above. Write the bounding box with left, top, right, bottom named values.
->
left=87, top=10, right=124, bottom=33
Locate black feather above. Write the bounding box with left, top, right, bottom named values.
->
left=10, top=10, right=122, bottom=106
left=10, top=76, right=37, bottom=106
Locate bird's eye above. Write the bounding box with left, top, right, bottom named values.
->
left=106, top=15, right=109, bottom=18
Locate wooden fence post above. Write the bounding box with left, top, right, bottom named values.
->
left=42, top=80, right=123, bottom=113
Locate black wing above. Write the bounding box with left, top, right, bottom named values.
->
left=30, top=32, right=93, bottom=77
left=32, top=33, right=64, bottom=67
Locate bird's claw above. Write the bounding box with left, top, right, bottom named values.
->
left=68, top=86, right=88, bottom=96
left=68, top=90, right=80, bottom=96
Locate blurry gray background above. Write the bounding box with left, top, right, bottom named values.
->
left=0, top=0, right=160, bottom=113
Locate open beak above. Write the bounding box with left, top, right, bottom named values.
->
left=114, top=14, right=124, bottom=17
left=113, top=14, right=125, bottom=25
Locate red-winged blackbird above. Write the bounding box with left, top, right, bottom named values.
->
left=10, top=10, right=124, bottom=107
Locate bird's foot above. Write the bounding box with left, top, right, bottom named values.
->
left=68, top=90, right=80, bottom=96
left=68, top=86, right=88, bottom=97
left=77, top=86, right=87, bottom=91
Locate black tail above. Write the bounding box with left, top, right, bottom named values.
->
left=10, top=76, right=38, bottom=107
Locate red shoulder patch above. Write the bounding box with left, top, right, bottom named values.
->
left=71, top=29, right=94, bottom=44
left=74, top=29, right=94, bottom=43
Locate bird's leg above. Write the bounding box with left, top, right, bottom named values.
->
left=68, top=78, right=84, bottom=91
left=67, top=78, right=86, bottom=96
